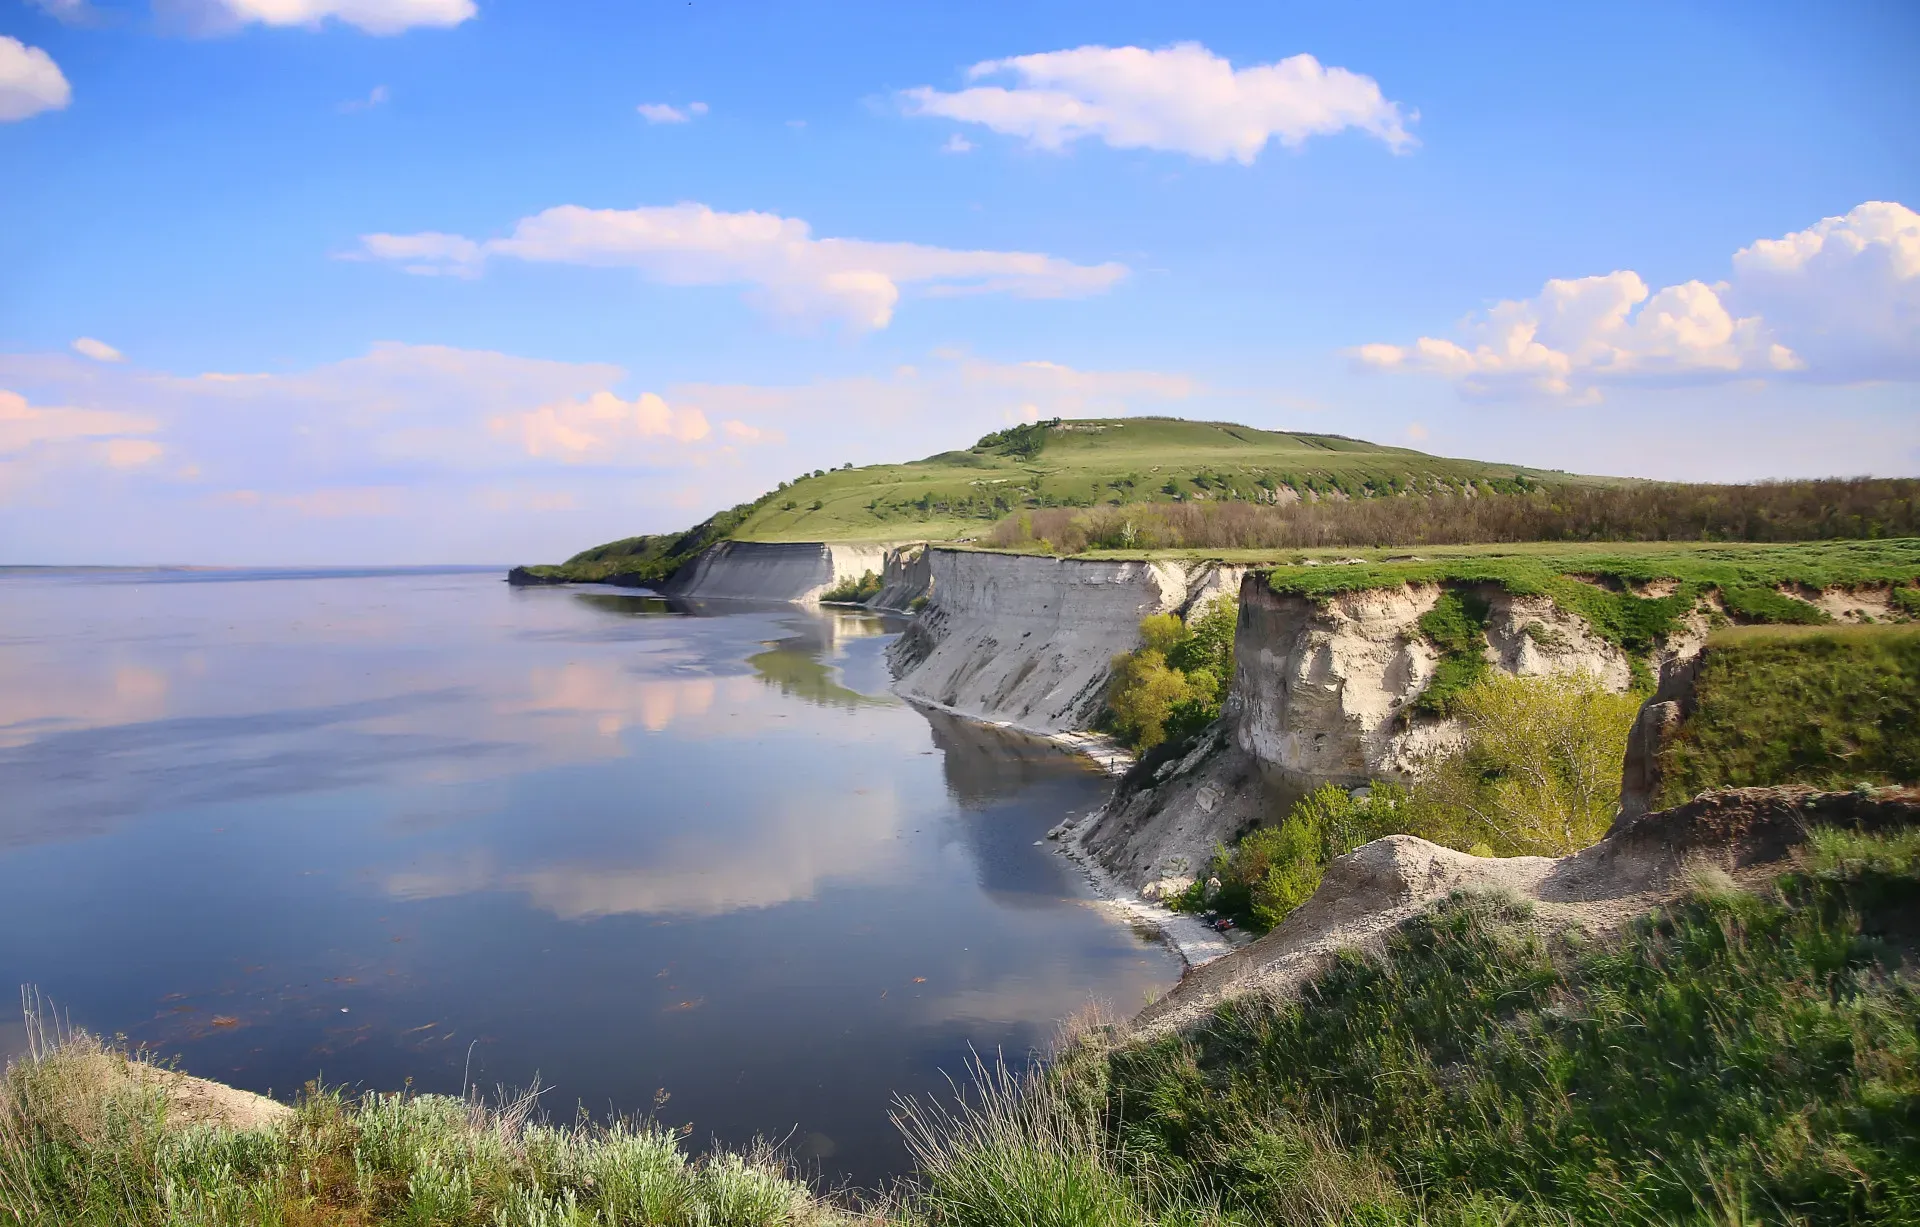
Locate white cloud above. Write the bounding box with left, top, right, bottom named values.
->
left=901, top=42, right=1413, bottom=164
left=207, top=0, right=474, bottom=35
left=637, top=100, right=707, bottom=124
left=493, top=390, right=712, bottom=461
left=71, top=337, right=125, bottom=363
left=1356, top=201, right=1918, bottom=401
left=942, top=133, right=973, bottom=154
left=0, top=389, right=156, bottom=456
left=0, top=37, right=71, bottom=123
left=354, top=201, right=1127, bottom=330
left=338, top=84, right=389, bottom=112
left=1729, top=200, right=1920, bottom=382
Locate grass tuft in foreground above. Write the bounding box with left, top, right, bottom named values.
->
left=0, top=1020, right=844, bottom=1227
left=900, top=833, right=1920, bottom=1225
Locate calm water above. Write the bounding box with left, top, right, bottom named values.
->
left=0, top=568, right=1179, bottom=1186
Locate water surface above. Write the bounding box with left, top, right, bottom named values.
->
left=0, top=568, right=1180, bottom=1186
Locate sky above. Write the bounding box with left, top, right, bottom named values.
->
left=1, top=0, right=1916, bottom=565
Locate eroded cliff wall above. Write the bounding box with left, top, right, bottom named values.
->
left=662, top=541, right=894, bottom=603
left=887, top=550, right=1244, bottom=734
left=1080, top=573, right=1700, bottom=890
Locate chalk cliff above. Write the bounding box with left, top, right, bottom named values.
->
left=662, top=541, right=895, bottom=603
left=886, top=549, right=1245, bottom=735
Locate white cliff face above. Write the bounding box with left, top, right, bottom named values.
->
left=1233, top=580, right=1636, bottom=785
left=1082, top=576, right=1653, bottom=891
left=888, top=550, right=1244, bottom=734
left=866, top=544, right=933, bottom=612
left=663, top=541, right=895, bottom=603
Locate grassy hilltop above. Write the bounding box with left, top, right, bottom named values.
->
left=524, top=418, right=1608, bottom=581
left=521, top=417, right=1920, bottom=583
left=727, top=417, right=1594, bottom=544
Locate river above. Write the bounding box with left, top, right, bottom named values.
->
left=0, top=566, right=1181, bottom=1187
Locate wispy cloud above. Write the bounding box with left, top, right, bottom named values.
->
left=352, top=201, right=1127, bottom=331
left=337, top=84, right=389, bottom=113
left=198, top=0, right=474, bottom=35
left=637, top=100, right=707, bottom=124
left=902, top=42, right=1414, bottom=164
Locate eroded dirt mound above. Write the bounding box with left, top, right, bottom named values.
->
left=1132, top=785, right=1920, bottom=1037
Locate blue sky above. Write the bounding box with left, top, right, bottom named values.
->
left=2, top=0, right=1916, bottom=563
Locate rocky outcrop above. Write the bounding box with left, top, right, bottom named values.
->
left=1076, top=574, right=1667, bottom=890
left=506, top=566, right=571, bottom=586
left=866, top=544, right=933, bottom=612
left=662, top=541, right=894, bottom=603
left=887, top=550, right=1247, bottom=735
left=1234, top=579, right=1636, bottom=786
left=1132, top=785, right=1920, bottom=1036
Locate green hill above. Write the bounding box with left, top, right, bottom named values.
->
left=728, top=417, right=1597, bottom=543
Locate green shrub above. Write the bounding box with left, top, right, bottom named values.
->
left=1892, top=586, right=1920, bottom=617
left=1107, top=601, right=1238, bottom=751
left=1408, top=672, right=1642, bottom=855
left=1194, top=783, right=1408, bottom=932
left=820, top=570, right=883, bottom=603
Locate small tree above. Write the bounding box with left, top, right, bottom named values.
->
left=1409, top=671, right=1641, bottom=856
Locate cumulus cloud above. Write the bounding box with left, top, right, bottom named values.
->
left=901, top=42, right=1413, bottom=163
left=493, top=390, right=712, bottom=461
left=71, top=337, right=125, bottom=363
left=1356, top=201, right=1917, bottom=401
left=353, top=201, right=1127, bottom=330
left=204, top=0, right=474, bottom=34
left=637, top=100, right=707, bottom=124
left=0, top=37, right=71, bottom=123
left=1729, top=201, right=1920, bottom=382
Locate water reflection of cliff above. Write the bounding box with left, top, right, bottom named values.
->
left=919, top=707, right=1091, bottom=808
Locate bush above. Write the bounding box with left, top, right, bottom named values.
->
left=1191, top=783, right=1408, bottom=932
left=1408, top=672, right=1643, bottom=856
left=1106, top=601, right=1238, bottom=751
left=820, top=570, right=883, bottom=604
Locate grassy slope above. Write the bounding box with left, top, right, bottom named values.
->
left=1033, top=839, right=1920, bottom=1226
left=727, top=418, right=1604, bottom=544
left=1658, top=625, right=1920, bottom=804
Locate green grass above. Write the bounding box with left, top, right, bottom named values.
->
left=1412, top=591, right=1492, bottom=716
left=1656, top=625, right=1920, bottom=804
left=0, top=1029, right=842, bottom=1226
left=723, top=418, right=1595, bottom=544
left=1260, top=539, right=1920, bottom=653
left=904, top=838, right=1920, bottom=1226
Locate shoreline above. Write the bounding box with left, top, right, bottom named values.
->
left=895, top=695, right=1238, bottom=968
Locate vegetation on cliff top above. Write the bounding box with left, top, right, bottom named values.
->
left=1657, top=624, right=1920, bottom=805
left=990, top=474, right=1920, bottom=555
